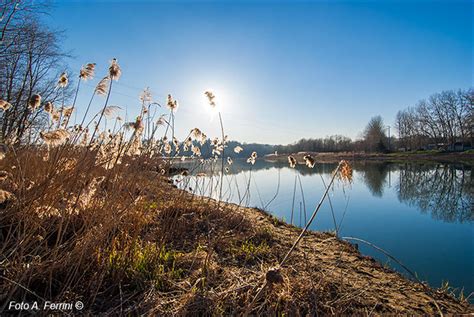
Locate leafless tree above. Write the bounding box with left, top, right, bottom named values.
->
left=0, top=1, right=71, bottom=143
left=395, top=89, right=473, bottom=150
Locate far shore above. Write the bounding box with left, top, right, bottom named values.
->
left=264, top=150, right=474, bottom=164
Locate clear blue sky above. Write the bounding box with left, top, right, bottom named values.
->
left=46, top=0, right=472, bottom=144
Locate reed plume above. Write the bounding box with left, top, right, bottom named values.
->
left=28, top=94, right=41, bottom=110
left=57, top=72, right=69, bottom=88
left=79, top=63, right=96, bottom=80
left=140, top=87, right=152, bottom=103
left=288, top=156, right=297, bottom=168
left=0, top=100, right=11, bottom=111
left=44, top=102, right=54, bottom=114
left=247, top=151, right=257, bottom=165
left=39, top=129, right=70, bottom=146
left=204, top=90, right=216, bottom=107
left=166, top=94, right=179, bottom=112
left=109, top=58, right=122, bottom=81
left=95, top=77, right=110, bottom=96
left=0, top=189, right=15, bottom=204
left=303, top=155, right=315, bottom=168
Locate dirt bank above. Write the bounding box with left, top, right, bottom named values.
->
left=144, top=181, right=470, bottom=315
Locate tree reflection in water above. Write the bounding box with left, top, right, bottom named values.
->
left=396, top=163, right=472, bottom=223
left=179, top=159, right=473, bottom=223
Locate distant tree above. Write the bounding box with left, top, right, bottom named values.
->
left=394, top=89, right=473, bottom=150
left=275, top=135, right=354, bottom=154
left=363, top=116, right=387, bottom=152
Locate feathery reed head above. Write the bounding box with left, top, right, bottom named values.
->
left=288, top=156, right=297, bottom=168
left=0, top=100, right=12, bottom=111
left=338, top=160, right=353, bottom=183
left=0, top=189, right=15, bottom=205
left=61, top=106, right=74, bottom=118
left=200, top=133, right=207, bottom=145
left=191, top=128, right=202, bottom=139
left=247, top=151, right=257, bottom=164
left=39, top=129, right=70, bottom=146
left=51, top=110, right=60, bottom=122
left=95, top=76, right=110, bottom=96
left=191, top=145, right=201, bottom=157
left=156, top=115, right=166, bottom=126
left=109, top=58, right=121, bottom=81
left=44, top=102, right=54, bottom=114
left=0, top=170, right=11, bottom=182
left=140, top=87, right=152, bottom=103
left=79, top=63, right=96, bottom=80
left=163, top=142, right=172, bottom=154
left=127, top=116, right=144, bottom=132
left=58, top=72, right=68, bottom=88
left=28, top=94, right=41, bottom=110
left=303, top=155, right=315, bottom=168
left=204, top=90, right=216, bottom=108
left=103, top=106, right=122, bottom=119
left=173, top=137, right=179, bottom=148
left=166, top=94, right=179, bottom=112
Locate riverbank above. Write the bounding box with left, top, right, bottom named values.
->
left=1, top=151, right=470, bottom=315
left=265, top=150, right=474, bottom=164
left=150, top=180, right=470, bottom=314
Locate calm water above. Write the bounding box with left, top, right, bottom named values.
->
left=176, top=159, right=473, bottom=298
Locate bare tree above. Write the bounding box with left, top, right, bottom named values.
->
left=395, top=89, right=473, bottom=150
left=0, top=1, right=71, bottom=143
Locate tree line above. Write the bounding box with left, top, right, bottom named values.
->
left=395, top=89, right=472, bottom=151
left=276, top=89, right=472, bottom=154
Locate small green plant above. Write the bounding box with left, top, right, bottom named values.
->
left=230, top=239, right=270, bottom=263
left=106, top=238, right=183, bottom=290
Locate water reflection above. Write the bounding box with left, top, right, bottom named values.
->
left=178, top=158, right=473, bottom=297
left=185, top=159, right=473, bottom=223
left=396, top=163, right=473, bottom=223
left=357, top=161, right=391, bottom=197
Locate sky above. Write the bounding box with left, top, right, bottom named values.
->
left=45, top=0, right=472, bottom=145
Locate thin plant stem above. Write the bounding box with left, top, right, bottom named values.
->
left=319, top=174, right=338, bottom=236
left=278, top=161, right=342, bottom=268
left=89, top=79, right=113, bottom=145
left=64, top=78, right=81, bottom=128
left=218, top=111, right=225, bottom=201
left=290, top=174, right=297, bottom=225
